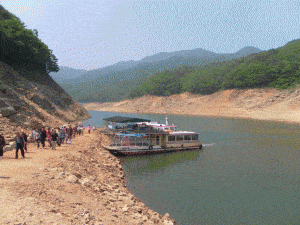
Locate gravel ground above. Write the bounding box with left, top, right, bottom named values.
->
left=0, top=129, right=176, bottom=225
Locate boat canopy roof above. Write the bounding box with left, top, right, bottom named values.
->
left=116, top=133, right=148, bottom=137
left=103, top=116, right=151, bottom=123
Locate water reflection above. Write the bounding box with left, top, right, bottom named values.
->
left=121, top=149, right=201, bottom=174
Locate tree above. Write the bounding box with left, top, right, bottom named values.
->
left=32, top=29, right=38, bottom=38
left=0, top=5, right=59, bottom=74
left=46, top=51, right=59, bottom=73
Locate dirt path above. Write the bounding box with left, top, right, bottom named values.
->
left=0, top=131, right=176, bottom=225
left=84, top=88, right=300, bottom=124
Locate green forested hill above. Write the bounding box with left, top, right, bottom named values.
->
left=0, top=5, right=59, bottom=79
left=59, top=47, right=261, bottom=102
left=130, top=39, right=300, bottom=98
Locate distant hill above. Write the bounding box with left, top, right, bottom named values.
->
left=49, top=66, right=87, bottom=82
left=130, top=39, right=300, bottom=98
left=56, top=46, right=261, bottom=102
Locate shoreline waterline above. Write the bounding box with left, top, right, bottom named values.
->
left=83, top=89, right=300, bottom=126
left=84, top=107, right=300, bottom=126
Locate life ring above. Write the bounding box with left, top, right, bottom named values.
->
left=149, top=145, right=153, bottom=150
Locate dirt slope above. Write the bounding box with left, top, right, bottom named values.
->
left=0, top=130, right=176, bottom=225
left=0, top=61, right=90, bottom=148
left=84, top=88, right=300, bottom=124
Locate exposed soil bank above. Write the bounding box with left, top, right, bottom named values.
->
left=84, top=88, right=300, bottom=124
left=0, top=130, right=176, bottom=225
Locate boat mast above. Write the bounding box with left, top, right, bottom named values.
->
left=165, top=116, right=168, bottom=125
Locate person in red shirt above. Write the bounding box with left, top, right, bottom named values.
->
left=68, top=125, right=73, bottom=144
left=46, top=127, right=52, bottom=148
left=0, top=132, right=6, bottom=159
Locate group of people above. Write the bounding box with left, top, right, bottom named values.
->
left=32, top=124, right=88, bottom=150
left=0, top=124, right=96, bottom=159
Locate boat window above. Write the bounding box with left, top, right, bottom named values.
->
left=168, top=136, right=175, bottom=142
left=170, top=127, right=175, bottom=131
left=156, top=135, right=159, bottom=145
left=192, top=134, right=198, bottom=140
left=176, top=135, right=184, bottom=141
left=184, top=135, right=192, bottom=140
left=165, top=127, right=169, bottom=130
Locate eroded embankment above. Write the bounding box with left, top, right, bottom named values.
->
left=0, top=130, right=176, bottom=225
left=84, top=88, right=300, bottom=124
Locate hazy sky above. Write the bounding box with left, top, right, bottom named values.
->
left=2, top=0, right=300, bottom=70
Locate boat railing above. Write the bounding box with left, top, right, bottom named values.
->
left=111, top=134, right=151, bottom=147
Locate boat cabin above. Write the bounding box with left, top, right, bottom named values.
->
left=104, top=116, right=202, bottom=154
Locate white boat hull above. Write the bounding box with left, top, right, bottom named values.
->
left=103, top=144, right=203, bottom=156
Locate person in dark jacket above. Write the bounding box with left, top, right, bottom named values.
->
left=51, top=129, right=58, bottom=150
left=15, top=132, right=25, bottom=159
left=57, top=128, right=62, bottom=146
left=21, top=130, right=28, bottom=153
left=61, top=127, right=66, bottom=144
left=0, top=132, right=6, bottom=159
left=40, top=127, right=47, bottom=149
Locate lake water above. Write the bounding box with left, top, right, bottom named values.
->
left=83, top=111, right=300, bottom=225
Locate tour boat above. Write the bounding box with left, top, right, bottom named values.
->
left=103, top=116, right=202, bottom=156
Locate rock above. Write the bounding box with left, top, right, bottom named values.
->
left=3, top=145, right=13, bottom=152
left=92, top=184, right=100, bottom=192
left=80, top=178, right=91, bottom=186
left=81, top=213, right=90, bottom=224
left=73, top=172, right=82, bottom=179
left=49, top=167, right=59, bottom=172
left=163, top=213, right=171, bottom=220
left=0, top=106, right=16, bottom=117
left=118, top=196, right=132, bottom=205
left=57, top=172, right=65, bottom=178
left=13, top=104, right=21, bottom=110
left=94, top=221, right=103, bottom=225
left=83, top=213, right=90, bottom=219
left=122, top=206, right=129, bottom=212
left=142, top=215, right=148, bottom=221
left=133, top=213, right=142, bottom=219
left=163, top=220, right=174, bottom=225
left=66, top=175, right=79, bottom=183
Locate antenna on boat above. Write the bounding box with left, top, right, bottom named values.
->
left=165, top=116, right=168, bottom=125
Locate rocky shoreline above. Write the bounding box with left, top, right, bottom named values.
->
left=0, top=129, right=177, bottom=225
left=83, top=88, right=300, bottom=124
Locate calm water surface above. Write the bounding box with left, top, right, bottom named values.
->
left=83, top=111, right=300, bottom=225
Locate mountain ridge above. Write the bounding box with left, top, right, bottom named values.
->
left=53, top=46, right=261, bottom=102
left=53, top=46, right=261, bottom=80
left=129, top=39, right=300, bottom=98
